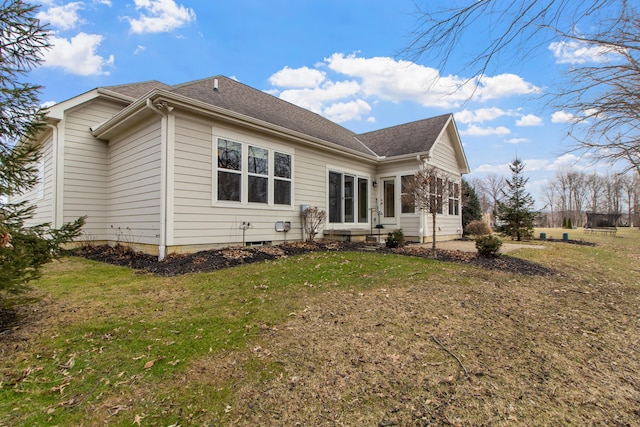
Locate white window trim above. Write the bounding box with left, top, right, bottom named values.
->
left=326, top=167, right=371, bottom=226
left=212, top=135, right=294, bottom=209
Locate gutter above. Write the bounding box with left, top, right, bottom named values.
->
left=145, top=99, right=172, bottom=261
left=93, top=90, right=380, bottom=164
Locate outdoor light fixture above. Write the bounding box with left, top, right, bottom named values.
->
left=372, top=181, right=377, bottom=187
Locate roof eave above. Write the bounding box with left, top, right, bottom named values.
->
left=92, top=90, right=379, bottom=162
left=44, top=87, right=138, bottom=121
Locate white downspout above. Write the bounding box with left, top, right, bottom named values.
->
left=46, top=122, right=64, bottom=229
left=146, top=99, right=172, bottom=260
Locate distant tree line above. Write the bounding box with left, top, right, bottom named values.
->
left=541, top=170, right=639, bottom=228
left=470, top=170, right=639, bottom=228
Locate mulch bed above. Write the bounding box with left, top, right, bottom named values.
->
left=75, top=240, right=557, bottom=277
left=0, top=242, right=556, bottom=334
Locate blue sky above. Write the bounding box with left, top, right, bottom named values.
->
left=29, top=0, right=621, bottom=207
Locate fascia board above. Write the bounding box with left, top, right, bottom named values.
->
left=44, top=88, right=134, bottom=120
left=92, top=90, right=380, bottom=164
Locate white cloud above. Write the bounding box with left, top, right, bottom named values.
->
left=36, top=2, right=83, bottom=31
left=516, top=114, right=542, bottom=126
left=522, top=159, right=550, bottom=171
left=96, top=0, right=112, bottom=5
left=43, top=33, right=114, bottom=76
left=474, top=157, right=549, bottom=175
left=454, top=107, right=509, bottom=124
left=126, top=0, right=196, bottom=34
left=41, top=100, right=57, bottom=108
left=549, top=40, right=623, bottom=64
left=269, top=66, right=326, bottom=88
left=474, top=163, right=512, bottom=174
left=323, top=99, right=372, bottom=123
left=506, top=137, right=528, bottom=144
left=545, top=153, right=581, bottom=170
left=134, top=45, right=146, bottom=54
left=268, top=52, right=540, bottom=123
left=278, top=80, right=361, bottom=114
left=460, top=125, right=511, bottom=136
left=551, top=110, right=576, bottom=123
left=475, top=74, right=541, bottom=101
left=325, top=53, right=539, bottom=108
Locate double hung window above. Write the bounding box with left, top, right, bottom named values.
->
left=401, top=175, right=415, bottom=214
left=216, top=138, right=292, bottom=206
left=448, top=182, right=460, bottom=215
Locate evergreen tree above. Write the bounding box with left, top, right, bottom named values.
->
left=461, top=178, right=482, bottom=228
left=1, top=1, right=84, bottom=300
left=495, top=158, right=536, bottom=241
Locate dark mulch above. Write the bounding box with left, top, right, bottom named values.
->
left=0, top=308, right=18, bottom=336
left=75, top=240, right=557, bottom=278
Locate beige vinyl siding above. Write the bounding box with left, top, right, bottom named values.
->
left=375, top=155, right=462, bottom=242
left=11, top=135, right=55, bottom=226
left=63, top=99, right=126, bottom=240
left=171, top=114, right=376, bottom=248
left=107, top=116, right=162, bottom=246
left=431, top=127, right=461, bottom=173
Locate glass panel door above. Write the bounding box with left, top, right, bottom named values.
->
left=358, top=178, right=368, bottom=223
left=329, top=171, right=342, bottom=223
left=344, top=175, right=354, bottom=223
left=383, top=178, right=395, bottom=218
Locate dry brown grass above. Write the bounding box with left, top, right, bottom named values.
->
left=1, top=228, right=639, bottom=426
left=193, top=229, right=640, bottom=426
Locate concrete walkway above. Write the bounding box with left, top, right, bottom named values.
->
left=421, top=240, right=547, bottom=253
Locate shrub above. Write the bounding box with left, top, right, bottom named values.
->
left=464, top=220, right=491, bottom=237
left=475, top=235, right=502, bottom=257
left=385, top=229, right=404, bottom=248
left=301, top=207, right=326, bottom=242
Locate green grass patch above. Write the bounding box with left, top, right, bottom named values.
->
left=1, top=229, right=639, bottom=426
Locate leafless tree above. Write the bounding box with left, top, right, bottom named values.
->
left=621, top=174, right=636, bottom=225
left=541, top=181, right=558, bottom=227
left=585, top=173, right=605, bottom=214
left=559, top=13, right=640, bottom=176
left=553, top=169, right=588, bottom=226
left=405, top=1, right=640, bottom=175
left=469, top=177, right=491, bottom=214
left=484, top=173, right=505, bottom=220
left=402, top=164, right=452, bottom=253
left=603, top=172, right=624, bottom=217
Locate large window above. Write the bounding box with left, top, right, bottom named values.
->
left=430, top=177, right=444, bottom=214
left=401, top=175, right=415, bottom=214
left=329, top=171, right=369, bottom=224
left=216, top=138, right=291, bottom=206
left=217, top=139, right=241, bottom=202
left=448, top=181, right=460, bottom=215
left=248, top=146, right=268, bottom=203
left=274, top=152, right=291, bottom=205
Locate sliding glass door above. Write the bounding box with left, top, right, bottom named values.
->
left=328, top=171, right=369, bottom=224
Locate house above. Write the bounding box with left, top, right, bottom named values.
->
left=16, top=76, right=470, bottom=259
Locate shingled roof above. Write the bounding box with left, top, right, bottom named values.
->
left=104, top=80, right=173, bottom=99
left=168, top=76, right=374, bottom=155
left=101, top=76, right=454, bottom=159
left=357, top=114, right=452, bottom=157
